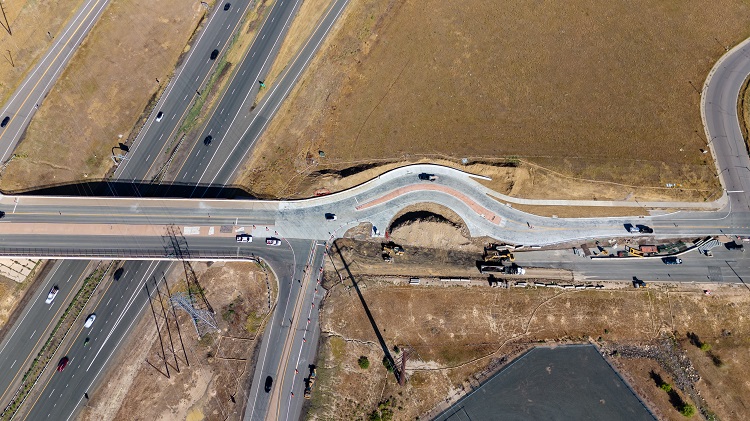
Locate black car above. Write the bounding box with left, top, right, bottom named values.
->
left=113, top=267, right=124, bottom=281
left=224, top=2, right=231, bottom=10
left=0, top=211, right=5, bottom=219
left=662, top=256, right=683, bottom=265
left=210, top=49, right=219, bottom=60
left=1, top=116, right=9, bottom=127
left=203, top=135, right=213, bottom=146
left=636, top=225, right=653, bottom=234
left=264, top=376, right=273, bottom=393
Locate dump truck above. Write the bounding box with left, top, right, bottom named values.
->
left=304, top=368, right=317, bottom=399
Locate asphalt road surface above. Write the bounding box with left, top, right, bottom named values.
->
left=244, top=240, right=324, bottom=421
left=0, top=1, right=319, bottom=420
left=2, top=164, right=750, bottom=246
left=170, top=0, right=351, bottom=190
left=21, top=236, right=311, bottom=421
left=0, top=260, right=90, bottom=410
left=22, top=260, right=170, bottom=421
left=2, top=6, right=750, bottom=421
left=114, top=0, right=258, bottom=181
left=0, top=0, right=112, bottom=163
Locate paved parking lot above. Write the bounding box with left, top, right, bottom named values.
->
left=434, top=344, right=655, bottom=421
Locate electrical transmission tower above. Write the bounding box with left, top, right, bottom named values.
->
left=166, top=226, right=218, bottom=337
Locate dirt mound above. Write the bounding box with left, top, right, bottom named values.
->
left=388, top=208, right=479, bottom=252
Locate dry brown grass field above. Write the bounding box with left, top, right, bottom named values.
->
left=0, top=0, right=86, bottom=105
left=239, top=0, right=750, bottom=202
left=0, top=0, right=203, bottom=191
left=311, top=275, right=750, bottom=420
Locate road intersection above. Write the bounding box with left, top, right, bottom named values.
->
left=0, top=3, right=749, bottom=421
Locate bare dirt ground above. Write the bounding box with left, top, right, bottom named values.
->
left=310, top=270, right=750, bottom=420
left=0, top=0, right=85, bottom=105
left=237, top=0, right=750, bottom=203
left=0, top=0, right=203, bottom=192
left=309, top=219, right=750, bottom=420
left=0, top=274, right=31, bottom=327
left=80, top=261, right=275, bottom=421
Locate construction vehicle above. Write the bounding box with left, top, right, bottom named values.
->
left=484, top=248, right=514, bottom=262
left=626, top=246, right=644, bottom=257
left=304, top=368, right=317, bottom=399
left=479, top=263, right=506, bottom=274
left=382, top=243, right=405, bottom=255
left=382, top=253, right=393, bottom=263
left=639, top=245, right=658, bottom=256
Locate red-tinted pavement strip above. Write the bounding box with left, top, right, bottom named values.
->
left=355, top=184, right=502, bottom=225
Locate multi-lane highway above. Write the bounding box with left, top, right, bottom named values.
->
left=114, top=0, right=258, bottom=181
left=0, top=261, right=91, bottom=411
left=0, top=0, right=333, bottom=419
left=1, top=1, right=750, bottom=421
left=0, top=0, right=113, bottom=163
left=169, top=0, right=351, bottom=190
left=20, top=238, right=315, bottom=421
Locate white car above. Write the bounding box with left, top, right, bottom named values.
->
left=236, top=234, right=252, bottom=243
left=84, top=314, right=96, bottom=328
left=155, top=111, right=164, bottom=122
left=45, top=286, right=59, bottom=304
left=266, top=238, right=282, bottom=246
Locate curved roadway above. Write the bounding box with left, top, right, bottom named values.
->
left=1, top=17, right=750, bottom=421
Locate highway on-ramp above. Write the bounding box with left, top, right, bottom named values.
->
left=0, top=0, right=112, bottom=163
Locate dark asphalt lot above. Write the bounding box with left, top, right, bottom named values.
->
left=434, top=345, right=655, bottom=421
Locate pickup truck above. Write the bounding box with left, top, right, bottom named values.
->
left=236, top=234, right=252, bottom=243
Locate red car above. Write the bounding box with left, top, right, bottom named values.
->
left=57, top=357, right=69, bottom=372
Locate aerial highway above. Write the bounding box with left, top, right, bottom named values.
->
left=0, top=6, right=749, bottom=421
left=115, top=0, right=282, bottom=181
left=169, top=0, right=352, bottom=191
left=20, top=240, right=314, bottom=421
left=0, top=0, right=323, bottom=420
left=0, top=0, right=112, bottom=163
left=0, top=261, right=91, bottom=410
